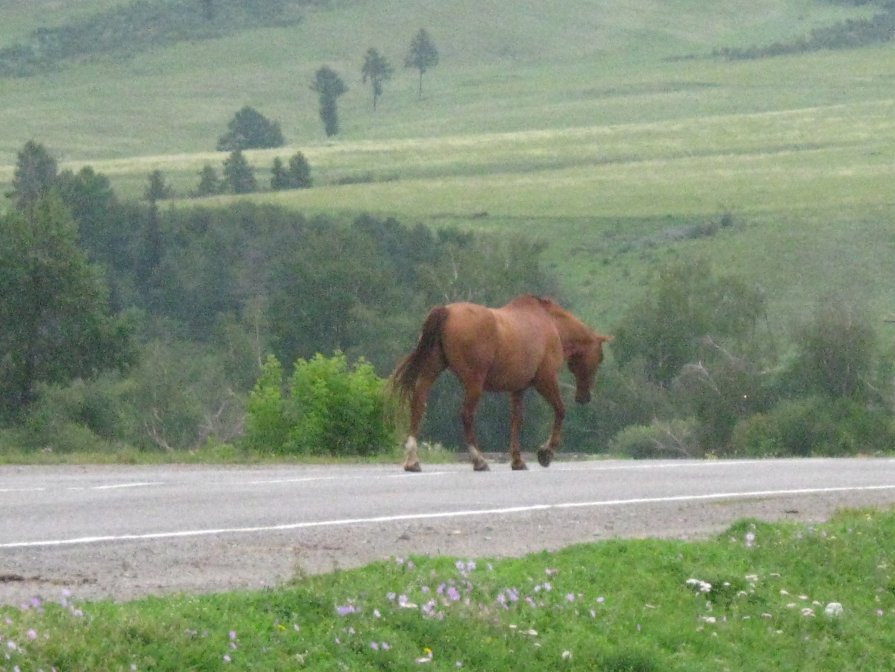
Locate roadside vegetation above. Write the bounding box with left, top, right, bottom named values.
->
left=0, top=0, right=894, bottom=463
left=3, top=509, right=895, bottom=670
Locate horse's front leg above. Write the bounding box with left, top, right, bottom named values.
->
left=509, top=390, right=527, bottom=470
left=534, top=376, right=565, bottom=468
left=461, top=383, right=489, bottom=471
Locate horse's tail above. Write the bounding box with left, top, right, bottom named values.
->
left=391, top=305, right=449, bottom=408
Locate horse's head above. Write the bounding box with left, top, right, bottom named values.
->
left=566, top=334, right=611, bottom=404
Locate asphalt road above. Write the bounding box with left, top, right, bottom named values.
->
left=2, top=457, right=895, bottom=604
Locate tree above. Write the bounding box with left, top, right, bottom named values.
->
left=195, top=164, right=222, bottom=196
left=222, top=150, right=257, bottom=193
left=0, top=196, right=133, bottom=418
left=145, top=170, right=173, bottom=201
left=361, top=48, right=393, bottom=110
left=8, top=140, right=58, bottom=212
left=613, top=259, right=766, bottom=386
left=216, top=106, right=284, bottom=151
left=405, top=28, right=439, bottom=99
left=271, top=152, right=312, bottom=190
left=311, top=66, right=347, bottom=137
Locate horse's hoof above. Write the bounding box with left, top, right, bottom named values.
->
left=473, top=461, right=490, bottom=472
left=537, top=449, right=553, bottom=468
left=511, top=461, right=528, bottom=471
left=404, top=462, right=422, bottom=473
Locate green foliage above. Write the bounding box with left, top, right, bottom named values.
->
left=717, top=4, right=895, bottom=59
left=0, top=0, right=305, bottom=77
left=731, top=396, right=894, bottom=457
left=244, top=352, right=394, bottom=456
left=222, top=149, right=257, bottom=194
left=195, top=164, right=222, bottom=197
left=310, top=66, right=347, bottom=138
left=0, top=196, right=134, bottom=420
left=270, top=152, right=312, bottom=190
left=613, top=259, right=767, bottom=387
left=8, top=140, right=57, bottom=211
left=405, top=28, right=439, bottom=98
left=361, top=47, right=393, bottom=110
left=610, top=418, right=701, bottom=459
left=217, top=106, right=285, bottom=151
left=784, top=296, right=879, bottom=401
left=244, top=354, right=289, bottom=452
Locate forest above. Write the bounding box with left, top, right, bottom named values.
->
left=1, top=139, right=892, bottom=461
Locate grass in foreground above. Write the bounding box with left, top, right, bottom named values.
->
left=3, top=509, right=894, bottom=670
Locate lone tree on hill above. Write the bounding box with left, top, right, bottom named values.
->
left=405, top=28, right=439, bottom=99
left=311, top=66, right=347, bottom=137
left=361, top=48, right=393, bottom=110
left=217, top=106, right=284, bottom=151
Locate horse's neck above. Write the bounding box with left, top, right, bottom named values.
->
left=549, top=309, right=591, bottom=348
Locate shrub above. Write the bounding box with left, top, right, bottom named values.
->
left=610, top=418, right=701, bottom=459
left=244, top=354, right=289, bottom=452
left=286, top=352, right=393, bottom=456
left=785, top=296, right=877, bottom=401
left=244, top=352, right=395, bottom=456
left=731, top=397, right=894, bottom=457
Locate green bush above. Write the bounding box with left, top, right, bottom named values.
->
left=731, top=396, right=894, bottom=457
left=19, top=375, right=132, bottom=453
left=244, top=354, right=289, bottom=453
left=244, top=352, right=395, bottom=456
left=610, top=418, right=701, bottom=459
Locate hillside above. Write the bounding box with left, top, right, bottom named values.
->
left=0, top=0, right=892, bottom=333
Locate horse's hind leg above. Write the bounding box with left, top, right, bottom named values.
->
left=404, top=364, right=445, bottom=472
left=509, top=390, right=527, bottom=470
left=460, top=380, right=489, bottom=471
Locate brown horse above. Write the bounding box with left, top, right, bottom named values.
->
left=391, top=295, right=610, bottom=472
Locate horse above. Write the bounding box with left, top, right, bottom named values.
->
left=391, top=294, right=610, bottom=472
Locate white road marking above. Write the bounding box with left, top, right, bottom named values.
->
left=2, top=483, right=894, bottom=550
left=91, top=482, right=164, bottom=490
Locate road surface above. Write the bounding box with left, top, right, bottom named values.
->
left=2, top=457, right=895, bottom=604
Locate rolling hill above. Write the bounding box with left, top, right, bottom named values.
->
left=0, top=0, right=892, bottom=334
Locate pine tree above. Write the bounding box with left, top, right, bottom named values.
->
left=405, top=29, right=439, bottom=99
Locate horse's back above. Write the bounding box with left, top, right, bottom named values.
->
left=442, top=297, right=562, bottom=391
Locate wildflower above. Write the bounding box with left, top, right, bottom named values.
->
left=745, top=531, right=756, bottom=548
left=416, top=647, right=434, bottom=664
left=370, top=642, right=380, bottom=651
left=447, top=586, right=461, bottom=602
left=26, top=630, right=37, bottom=641
left=562, top=650, right=573, bottom=660
left=223, top=655, right=232, bottom=663
left=565, top=593, right=576, bottom=602
left=801, top=608, right=816, bottom=617
left=336, top=604, right=358, bottom=616
left=824, top=602, right=844, bottom=618
left=686, top=579, right=712, bottom=593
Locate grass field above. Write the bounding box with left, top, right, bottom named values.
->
left=4, top=509, right=895, bottom=670
left=2, top=1, right=893, bottom=335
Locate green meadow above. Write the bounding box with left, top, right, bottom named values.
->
left=4, top=510, right=895, bottom=670
left=1, top=0, right=892, bottom=331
